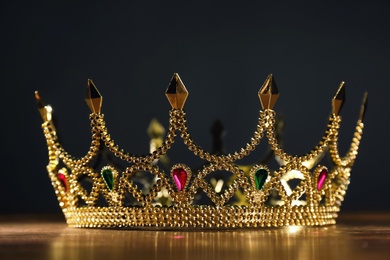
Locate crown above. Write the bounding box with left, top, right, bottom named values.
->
left=36, top=73, right=367, bottom=228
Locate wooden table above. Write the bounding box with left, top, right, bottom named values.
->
left=0, top=213, right=389, bottom=260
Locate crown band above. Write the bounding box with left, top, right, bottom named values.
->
left=64, top=205, right=340, bottom=228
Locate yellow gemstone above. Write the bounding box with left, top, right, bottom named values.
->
left=85, top=79, right=103, bottom=113
left=34, top=91, right=52, bottom=122
left=258, top=74, right=279, bottom=110
left=332, top=81, right=345, bottom=115
left=165, top=73, right=189, bottom=110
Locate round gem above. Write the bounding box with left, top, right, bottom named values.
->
left=254, top=169, right=268, bottom=190
left=172, top=168, right=188, bottom=191
left=317, top=169, right=328, bottom=190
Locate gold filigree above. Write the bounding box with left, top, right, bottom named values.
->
left=36, top=73, right=367, bottom=228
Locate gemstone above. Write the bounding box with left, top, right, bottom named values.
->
left=332, top=82, right=345, bottom=115
left=85, top=79, right=103, bottom=113
left=317, top=169, right=328, bottom=190
left=172, top=168, right=188, bottom=191
left=58, top=170, right=68, bottom=192
left=34, top=91, right=50, bottom=122
left=165, top=73, right=189, bottom=109
left=102, top=168, right=114, bottom=191
left=258, top=74, right=279, bottom=110
left=254, top=168, right=268, bottom=190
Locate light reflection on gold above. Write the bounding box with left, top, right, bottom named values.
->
left=288, top=225, right=302, bottom=234
left=47, top=225, right=355, bottom=260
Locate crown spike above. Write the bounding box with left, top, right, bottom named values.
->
left=35, top=90, right=45, bottom=109
left=147, top=118, right=166, bottom=139
left=165, top=73, right=189, bottom=110
left=258, top=74, right=279, bottom=110
left=359, top=92, right=368, bottom=122
left=332, top=81, right=345, bottom=115
left=85, top=79, right=103, bottom=114
left=35, top=91, right=52, bottom=122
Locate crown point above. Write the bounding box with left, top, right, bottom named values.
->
left=85, top=79, right=103, bottom=114
left=332, top=81, right=346, bottom=115
left=359, top=92, right=368, bottom=122
left=147, top=118, right=166, bottom=139
left=35, top=90, right=44, bottom=109
left=35, top=90, right=52, bottom=121
left=258, top=74, right=279, bottom=110
left=165, top=73, right=189, bottom=110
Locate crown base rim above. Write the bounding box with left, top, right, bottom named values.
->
left=63, top=205, right=339, bottom=229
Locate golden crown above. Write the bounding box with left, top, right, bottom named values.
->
left=36, top=73, right=367, bottom=228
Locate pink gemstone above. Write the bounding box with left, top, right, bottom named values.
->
left=172, top=168, right=188, bottom=191
left=317, top=169, right=328, bottom=190
left=58, top=171, right=68, bottom=192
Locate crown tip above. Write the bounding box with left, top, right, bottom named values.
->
left=34, top=90, right=46, bottom=110
left=85, top=79, right=103, bottom=114
left=34, top=90, right=52, bottom=121
left=359, top=92, right=368, bottom=122
left=332, top=81, right=346, bottom=115
left=165, top=73, right=189, bottom=110
left=147, top=118, right=166, bottom=139
left=335, top=81, right=346, bottom=98
left=35, top=90, right=42, bottom=103
left=258, top=74, right=279, bottom=110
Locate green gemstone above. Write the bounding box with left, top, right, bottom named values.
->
left=102, top=168, right=114, bottom=191
left=254, top=169, right=268, bottom=190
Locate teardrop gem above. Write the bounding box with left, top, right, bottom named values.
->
left=172, top=168, right=188, bottom=191
left=58, top=170, right=68, bottom=192
left=317, top=169, right=328, bottom=190
left=254, top=169, right=268, bottom=190
left=102, top=168, right=115, bottom=191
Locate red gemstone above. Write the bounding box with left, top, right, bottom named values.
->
left=58, top=171, right=68, bottom=192
left=172, top=168, right=188, bottom=191
left=317, top=169, right=328, bottom=190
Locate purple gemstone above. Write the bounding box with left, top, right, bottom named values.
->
left=173, top=168, right=187, bottom=191
left=58, top=171, right=68, bottom=192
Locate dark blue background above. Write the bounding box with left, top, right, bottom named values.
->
left=0, top=1, right=388, bottom=213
